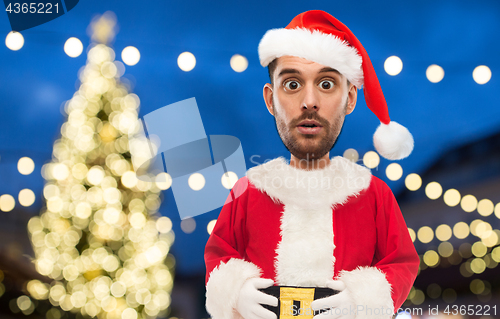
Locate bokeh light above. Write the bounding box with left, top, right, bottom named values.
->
left=343, top=148, right=359, bottom=162
left=471, top=258, right=486, bottom=274
left=5, top=31, right=24, bottom=51
left=426, top=64, right=445, bottom=83
left=155, top=172, right=172, bottom=190
left=461, top=194, right=478, bottom=213
left=427, top=283, right=442, bottom=299
left=425, top=182, right=442, bottom=200
left=417, top=226, right=434, bottom=243
left=405, top=173, right=422, bottom=191
left=0, top=194, right=15, bottom=212
left=453, top=222, right=470, bottom=239
left=207, top=219, right=217, bottom=235
left=423, top=250, right=439, bottom=267
left=180, top=218, right=196, bottom=234
left=477, top=199, right=494, bottom=216
left=384, top=56, right=403, bottom=76
left=435, top=224, right=452, bottom=241
left=363, top=151, right=380, bottom=169
left=221, top=171, right=238, bottom=189
left=156, top=217, right=173, bottom=234
left=386, top=163, right=403, bottom=181
left=411, top=289, right=425, bottom=305
left=230, top=54, right=248, bottom=72
left=177, top=52, right=196, bottom=72
left=473, top=65, right=491, bottom=84
left=471, top=242, right=487, bottom=258
left=470, top=279, right=485, bottom=295
left=64, top=37, right=83, bottom=57
left=443, top=189, right=461, bottom=207
left=18, top=157, right=35, bottom=175
left=18, top=189, right=36, bottom=207
left=121, top=46, right=140, bottom=66
left=438, top=242, right=453, bottom=257
left=188, top=173, right=205, bottom=191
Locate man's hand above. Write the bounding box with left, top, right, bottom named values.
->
left=311, top=280, right=356, bottom=319
left=236, top=277, right=278, bottom=319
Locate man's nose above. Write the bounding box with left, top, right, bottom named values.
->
left=301, top=84, right=319, bottom=111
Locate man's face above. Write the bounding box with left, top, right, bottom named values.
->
left=263, top=56, right=357, bottom=161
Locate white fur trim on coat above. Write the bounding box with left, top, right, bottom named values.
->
left=275, top=203, right=335, bottom=287
left=206, top=259, right=262, bottom=319
left=258, top=28, right=364, bottom=88
left=247, top=156, right=372, bottom=287
left=247, top=156, right=371, bottom=210
left=337, top=266, right=394, bottom=319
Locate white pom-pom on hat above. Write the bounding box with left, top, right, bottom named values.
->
left=373, top=121, right=414, bottom=160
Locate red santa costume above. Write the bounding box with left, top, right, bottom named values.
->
left=204, top=10, right=419, bottom=319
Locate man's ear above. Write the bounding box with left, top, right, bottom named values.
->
left=346, top=83, right=358, bottom=115
left=263, top=83, right=275, bottom=116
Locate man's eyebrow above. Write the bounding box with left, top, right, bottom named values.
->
left=319, top=67, right=341, bottom=75
left=277, top=68, right=301, bottom=78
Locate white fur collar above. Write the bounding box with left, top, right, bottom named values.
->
left=247, top=156, right=372, bottom=210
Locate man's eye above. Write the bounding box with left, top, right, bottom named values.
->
left=319, top=80, right=334, bottom=90
left=284, top=81, right=301, bottom=90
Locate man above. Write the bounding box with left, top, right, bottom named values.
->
left=204, top=10, right=419, bottom=319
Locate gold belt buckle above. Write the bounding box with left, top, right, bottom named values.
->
left=279, top=287, right=315, bottom=319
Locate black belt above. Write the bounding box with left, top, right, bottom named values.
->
left=259, top=286, right=338, bottom=318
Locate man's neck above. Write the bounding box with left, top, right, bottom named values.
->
left=289, top=153, right=330, bottom=170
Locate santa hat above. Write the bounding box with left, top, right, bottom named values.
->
left=258, top=10, right=413, bottom=160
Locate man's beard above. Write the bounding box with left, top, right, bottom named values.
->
left=272, top=101, right=347, bottom=161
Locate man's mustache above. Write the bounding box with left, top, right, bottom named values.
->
left=290, top=112, right=330, bottom=128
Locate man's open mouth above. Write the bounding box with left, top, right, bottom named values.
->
left=297, top=120, right=323, bottom=134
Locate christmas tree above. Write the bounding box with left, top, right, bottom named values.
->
left=26, top=12, right=174, bottom=319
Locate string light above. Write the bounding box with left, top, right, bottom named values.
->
left=64, top=37, right=84, bottom=58
left=407, top=228, right=416, bottom=242
left=188, top=173, right=205, bottom=191
left=426, top=64, right=445, bottom=83
left=18, top=189, right=36, bottom=207
left=435, top=224, right=452, bottom=241
left=453, top=222, right=470, bottom=239
left=121, top=46, right=140, bottom=66
left=5, top=31, right=24, bottom=51
left=384, top=56, right=403, bottom=76
left=386, top=163, right=403, bottom=181
left=404, top=173, right=422, bottom=191
left=477, top=199, right=494, bottom=217
left=425, top=182, right=442, bottom=200
left=207, top=220, right=217, bottom=235
left=0, top=194, right=15, bottom=212
left=461, top=194, right=478, bottom=213
left=343, top=148, right=359, bottom=162
left=230, top=54, right=248, bottom=72
left=472, top=65, right=491, bottom=85
left=362, top=151, right=379, bottom=169
left=18, top=157, right=35, bottom=175
left=221, top=171, right=238, bottom=189
left=177, top=52, right=196, bottom=72
left=443, top=189, right=461, bottom=207
left=180, top=218, right=196, bottom=234
left=417, top=226, right=434, bottom=244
